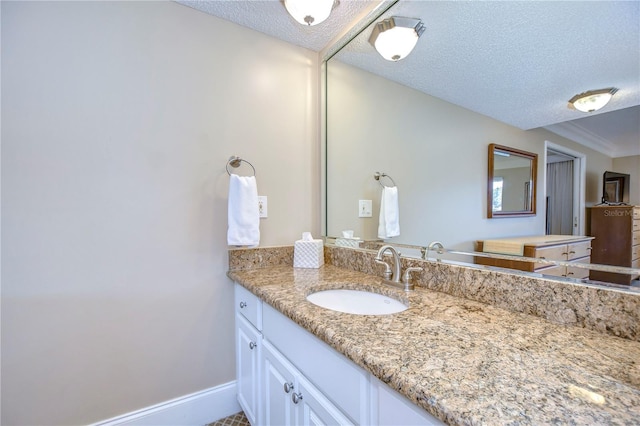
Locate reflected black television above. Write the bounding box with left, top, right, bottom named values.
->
left=602, top=171, right=630, bottom=205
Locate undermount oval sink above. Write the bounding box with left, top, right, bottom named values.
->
left=306, top=289, right=408, bottom=315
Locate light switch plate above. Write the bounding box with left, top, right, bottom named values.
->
left=359, top=199, right=372, bottom=217
left=258, top=196, right=268, bottom=218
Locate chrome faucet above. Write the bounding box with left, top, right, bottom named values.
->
left=422, top=241, right=444, bottom=261
left=375, top=245, right=401, bottom=283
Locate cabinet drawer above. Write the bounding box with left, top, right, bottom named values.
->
left=533, top=244, right=567, bottom=269
left=537, top=264, right=565, bottom=277
left=537, top=257, right=590, bottom=280
left=633, top=245, right=640, bottom=261
left=567, top=257, right=590, bottom=280
left=235, top=284, right=262, bottom=331
left=263, top=304, right=368, bottom=424
left=633, top=231, right=640, bottom=246
left=633, top=259, right=640, bottom=269
left=567, top=241, right=592, bottom=260
left=634, top=208, right=640, bottom=219
left=633, top=219, right=640, bottom=233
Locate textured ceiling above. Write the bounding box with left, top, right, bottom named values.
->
left=177, top=0, right=639, bottom=158
left=177, top=0, right=381, bottom=52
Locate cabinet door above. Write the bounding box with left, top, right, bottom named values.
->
left=295, top=374, right=354, bottom=426
left=263, top=341, right=295, bottom=426
left=237, top=313, right=261, bottom=425
left=263, top=303, right=368, bottom=424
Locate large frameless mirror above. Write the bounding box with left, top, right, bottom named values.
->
left=322, top=0, right=640, bottom=290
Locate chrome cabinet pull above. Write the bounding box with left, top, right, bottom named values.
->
left=239, top=301, right=247, bottom=309
left=283, top=382, right=294, bottom=393
left=249, top=341, right=256, bottom=350
left=292, top=392, right=303, bottom=404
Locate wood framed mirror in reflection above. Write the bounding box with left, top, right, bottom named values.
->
left=487, top=144, right=537, bottom=218
left=323, top=0, right=640, bottom=290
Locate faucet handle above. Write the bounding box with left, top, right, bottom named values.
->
left=375, top=258, right=393, bottom=280
left=402, top=267, right=423, bottom=284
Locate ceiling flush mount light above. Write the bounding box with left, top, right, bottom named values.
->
left=284, top=0, right=336, bottom=26
left=369, top=16, right=425, bottom=61
left=568, top=88, right=618, bottom=113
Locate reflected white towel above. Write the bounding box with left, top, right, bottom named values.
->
left=227, top=174, right=260, bottom=246
left=378, top=186, right=400, bottom=239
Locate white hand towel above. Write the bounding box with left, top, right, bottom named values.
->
left=378, top=186, right=400, bottom=239
left=227, top=174, right=260, bottom=246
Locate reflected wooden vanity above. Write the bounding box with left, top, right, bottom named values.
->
left=588, top=205, right=640, bottom=284
left=475, top=235, right=593, bottom=279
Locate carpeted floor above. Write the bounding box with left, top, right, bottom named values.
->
left=206, top=411, right=250, bottom=426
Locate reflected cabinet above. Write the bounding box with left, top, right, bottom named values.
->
left=475, top=235, right=593, bottom=279
left=588, top=205, right=640, bottom=285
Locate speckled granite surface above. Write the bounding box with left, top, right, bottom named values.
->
left=228, top=246, right=294, bottom=270
left=228, top=264, right=640, bottom=425
left=326, top=246, right=640, bottom=341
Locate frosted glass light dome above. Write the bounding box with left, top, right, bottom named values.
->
left=284, top=0, right=334, bottom=26
left=369, top=17, right=425, bottom=62
left=569, top=88, right=618, bottom=112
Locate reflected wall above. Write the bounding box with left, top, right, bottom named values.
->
left=327, top=60, right=613, bottom=250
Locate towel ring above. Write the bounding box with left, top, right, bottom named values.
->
left=226, top=156, right=256, bottom=176
left=374, top=172, right=396, bottom=188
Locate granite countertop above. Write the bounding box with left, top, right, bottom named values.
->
left=228, top=264, right=640, bottom=425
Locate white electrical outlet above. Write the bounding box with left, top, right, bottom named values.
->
left=359, top=200, right=372, bottom=217
left=258, top=196, right=268, bottom=218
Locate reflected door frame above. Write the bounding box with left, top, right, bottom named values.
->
left=544, top=141, right=586, bottom=235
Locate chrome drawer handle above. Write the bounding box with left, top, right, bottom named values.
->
left=239, top=301, right=247, bottom=309
left=283, top=382, right=294, bottom=393
left=249, top=341, right=256, bottom=350
left=292, top=392, right=303, bottom=404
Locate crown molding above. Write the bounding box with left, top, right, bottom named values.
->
left=544, top=120, right=640, bottom=158
left=544, top=121, right=615, bottom=157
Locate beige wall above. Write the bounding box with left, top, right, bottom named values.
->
left=613, top=155, right=640, bottom=205
left=327, top=60, right=613, bottom=250
left=1, top=2, right=319, bottom=425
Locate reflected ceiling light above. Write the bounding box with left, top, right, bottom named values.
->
left=284, top=0, right=336, bottom=26
left=369, top=16, right=425, bottom=61
left=568, top=88, right=618, bottom=113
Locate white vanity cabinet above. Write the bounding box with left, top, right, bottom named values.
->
left=262, top=303, right=368, bottom=425
left=235, top=284, right=262, bottom=425
left=263, top=339, right=353, bottom=425
left=233, top=283, right=443, bottom=426
left=371, top=377, right=444, bottom=425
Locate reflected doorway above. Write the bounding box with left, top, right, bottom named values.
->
left=544, top=141, right=586, bottom=235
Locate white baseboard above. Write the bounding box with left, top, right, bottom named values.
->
left=91, top=381, right=241, bottom=426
